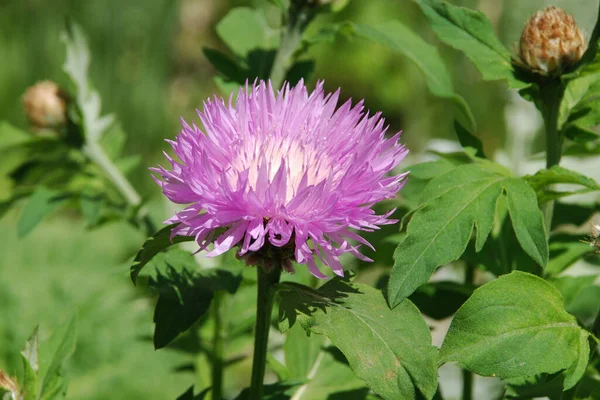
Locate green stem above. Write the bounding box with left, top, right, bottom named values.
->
left=269, top=1, right=317, bottom=88
left=249, top=265, right=282, bottom=400
left=462, top=263, right=475, bottom=400
left=211, top=292, right=224, bottom=400
left=462, top=368, right=473, bottom=400
left=539, top=79, right=564, bottom=236
left=84, top=142, right=156, bottom=236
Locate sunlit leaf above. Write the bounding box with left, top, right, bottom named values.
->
left=18, top=187, right=68, bottom=238
left=38, top=315, right=77, bottom=400
left=278, top=279, right=438, bottom=400
left=216, top=8, right=279, bottom=59
left=352, top=21, right=475, bottom=130
left=388, top=164, right=548, bottom=307
left=441, top=271, right=589, bottom=390
left=413, top=0, right=526, bottom=89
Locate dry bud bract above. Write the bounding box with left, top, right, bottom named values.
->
left=22, top=80, right=68, bottom=129
left=518, top=6, right=587, bottom=76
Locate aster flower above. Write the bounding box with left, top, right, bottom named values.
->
left=153, top=80, right=408, bottom=278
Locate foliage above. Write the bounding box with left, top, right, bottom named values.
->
left=2, top=0, right=600, bottom=399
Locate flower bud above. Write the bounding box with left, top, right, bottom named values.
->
left=518, top=6, right=587, bottom=76
left=22, top=80, right=68, bottom=129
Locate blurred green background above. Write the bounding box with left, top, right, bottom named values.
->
left=0, top=0, right=598, bottom=399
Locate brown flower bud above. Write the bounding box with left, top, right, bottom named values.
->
left=518, top=6, right=587, bottom=76
left=22, top=80, right=68, bottom=129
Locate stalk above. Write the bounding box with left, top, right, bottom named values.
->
left=462, top=263, right=475, bottom=400
left=249, top=265, right=282, bottom=399
left=539, top=79, right=564, bottom=235
left=211, top=292, right=224, bottom=400
left=269, top=1, right=317, bottom=88
left=84, top=142, right=156, bottom=236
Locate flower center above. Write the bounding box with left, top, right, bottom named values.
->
left=227, top=135, right=333, bottom=203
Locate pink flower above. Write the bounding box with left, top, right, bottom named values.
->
left=153, top=80, right=408, bottom=278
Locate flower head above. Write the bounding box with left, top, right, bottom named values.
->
left=22, top=80, right=68, bottom=129
left=153, top=80, right=408, bottom=277
left=518, top=6, right=587, bottom=76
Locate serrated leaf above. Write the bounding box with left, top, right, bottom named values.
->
left=352, top=21, right=475, bottom=130
left=176, top=386, right=211, bottom=400
left=441, top=271, right=589, bottom=389
left=18, top=187, right=67, bottom=238
left=546, top=235, right=598, bottom=276
left=62, top=21, right=114, bottom=142
left=130, top=224, right=194, bottom=284
left=216, top=8, right=279, bottom=59
left=150, top=262, right=241, bottom=349
left=388, top=164, right=548, bottom=306
left=38, top=315, right=76, bottom=400
left=278, top=279, right=438, bottom=400
left=413, top=0, right=526, bottom=89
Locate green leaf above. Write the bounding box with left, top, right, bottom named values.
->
left=413, top=0, right=526, bottom=89
left=284, top=323, right=325, bottom=380
left=39, top=315, right=77, bottom=400
left=234, top=380, right=305, bottom=400
left=278, top=279, right=439, bottom=400
left=18, top=187, right=66, bottom=238
left=352, top=21, right=475, bottom=130
left=526, top=165, right=600, bottom=203
left=176, top=386, right=210, bottom=400
left=130, top=224, right=194, bottom=284
left=0, top=121, right=31, bottom=150
left=216, top=8, right=279, bottom=59
left=441, top=271, right=589, bottom=390
left=203, top=48, right=245, bottom=83
left=285, top=60, right=315, bottom=86
left=149, top=258, right=242, bottom=349
left=62, top=21, right=114, bottom=142
left=20, top=327, right=39, bottom=400
left=388, top=164, right=548, bottom=306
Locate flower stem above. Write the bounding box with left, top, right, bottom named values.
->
left=462, top=263, right=475, bottom=400
left=211, top=292, right=224, bottom=400
left=249, top=264, right=282, bottom=399
left=539, top=79, right=564, bottom=235
left=269, top=1, right=317, bottom=88
left=84, top=142, right=156, bottom=236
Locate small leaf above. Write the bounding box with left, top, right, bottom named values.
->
left=388, top=164, right=548, bottom=307
left=176, top=386, right=211, bottom=400
left=454, top=120, right=485, bottom=158
left=203, top=48, right=245, bottom=83
left=546, top=234, right=597, bottom=276
left=285, top=60, right=315, bottom=86
left=526, top=166, right=600, bottom=202
left=352, top=21, right=475, bottom=130
left=20, top=327, right=39, bottom=400
left=413, top=0, right=526, bottom=89
left=441, top=271, right=589, bottom=389
left=18, top=187, right=67, bottom=238
left=130, top=224, right=194, bottom=284
left=216, top=8, right=279, bottom=59
left=234, top=380, right=304, bottom=400
left=278, top=279, right=439, bottom=400
left=62, top=21, right=114, bottom=142
left=39, top=315, right=77, bottom=400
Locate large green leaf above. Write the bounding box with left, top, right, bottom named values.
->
left=441, top=271, right=589, bottom=390
left=278, top=279, right=438, bottom=400
left=413, top=0, right=526, bottom=89
left=388, top=163, right=548, bottom=307
left=130, top=224, right=194, bottom=284
left=216, top=8, right=279, bottom=59
left=352, top=21, right=475, bottom=129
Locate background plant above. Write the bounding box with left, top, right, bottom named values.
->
left=1, top=0, right=600, bottom=400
